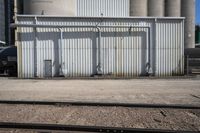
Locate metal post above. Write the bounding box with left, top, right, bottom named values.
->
left=147, top=27, right=151, bottom=75
left=14, top=0, right=18, bottom=46
left=187, top=55, right=189, bottom=75
left=4, top=0, right=10, bottom=46
left=58, top=28, right=63, bottom=75
left=34, top=17, right=38, bottom=77
left=97, top=27, right=102, bottom=75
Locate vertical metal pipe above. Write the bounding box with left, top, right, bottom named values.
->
left=34, top=16, right=38, bottom=77
left=186, top=55, right=189, bottom=75
left=59, top=28, right=63, bottom=76
left=14, top=0, right=17, bottom=17
left=14, top=0, right=18, bottom=46
left=142, top=27, right=151, bottom=75
left=97, top=27, right=102, bottom=75
left=147, top=27, right=151, bottom=75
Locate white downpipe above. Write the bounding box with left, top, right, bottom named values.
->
left=96, top=27, right=102, bottom=75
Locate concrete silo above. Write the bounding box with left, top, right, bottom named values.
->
left=181, top=0, right=196, bottom=48
left=130, top=0, right=147, bottom=16
left=15, top=0, right=23, bottom=14
left=165, top=0, right=181, bottom=17
left=23, top=0, right=76, bottom=15
left=0, top=0, right=5, bottom=44
left=148, top=0, right=165, bottom=17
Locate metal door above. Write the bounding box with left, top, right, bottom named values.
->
left=44, top=60, right=52, bottom=78
left=101, top=29, right=148, bottom=77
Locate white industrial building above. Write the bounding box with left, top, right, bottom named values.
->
left=15, top=16, right=184, bottom=78
left=12, top=0, right=194, bottom=78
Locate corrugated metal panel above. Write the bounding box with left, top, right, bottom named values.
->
left=17, top=17, right=35, bottom=78
left=60, top=28, right=95, bottom=77
left=16, top=16, right=184, bottom=78
left=155, top=19, right=184, bottom=76
left=100, top=27, right=149, bottom=77
left=77, top=0, right=129, bottom=17
left=20, top=27, right=35, bottom=78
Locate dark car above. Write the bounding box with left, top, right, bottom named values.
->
left=0, top=46, right=17, bottom=76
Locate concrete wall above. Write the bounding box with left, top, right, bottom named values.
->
left=23, top=0, right=129, bottom=17
left=181, top=0, right=196, bottom=48
left=165, top=0, right=181, bottom=17
left=148, top=0, right=165, bottom=17
left=23, top=0, right=76, bottom=15
left=77, top=0, right=129, bottom=17
left=130, top=0, right=147, bottom=16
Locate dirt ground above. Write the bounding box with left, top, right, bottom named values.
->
left=0, top=104, right=200, bottom=132
left=0, top=78, right=200, bottom=132
left=0, top=78, right=200, bottom=105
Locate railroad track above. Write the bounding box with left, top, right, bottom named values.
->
left=0, top=122, right=198, bottom=133
left=0, top=100, right=200, bottom=109
left=0, top=100, right=199, bottom=132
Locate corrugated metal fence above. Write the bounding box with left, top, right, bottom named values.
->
left=15, top=16, right=184, bottom=78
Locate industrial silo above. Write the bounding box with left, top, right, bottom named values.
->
left=0, top=0, right=5, bottom=44
left=16, top=0, right=23, bottom=14
left=130, top=0, right=147, bottom=16
left=23, top=0, right=76, bottom=15
left=181, top=0, right=196, bottom=48
left=148, top=0, right=165, bottom=17
left=165, top=0, right=181, bottom=17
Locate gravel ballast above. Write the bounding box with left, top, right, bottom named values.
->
left=0, top=104, right=199, bottom=132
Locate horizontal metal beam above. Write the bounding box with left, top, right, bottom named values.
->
left=10, top=23, right=150, bottom=29
left=0, top=100, right=200, bottom=109
left=0, top=122, right=196, bottom=133
left=16, top=14, right=185, bottom=20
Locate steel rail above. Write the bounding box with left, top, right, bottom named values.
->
left=0, top=100, right=199, bottom=109
left=0, top=122, right=197, bottom=133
